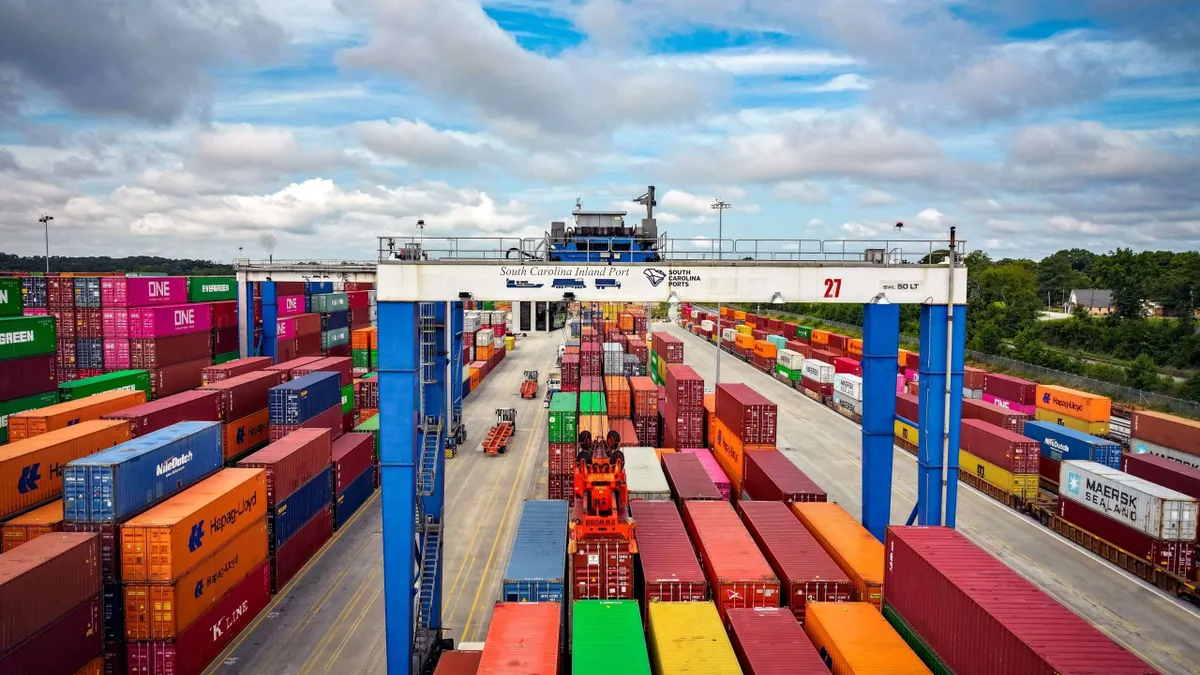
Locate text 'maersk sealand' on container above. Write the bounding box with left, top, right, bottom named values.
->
left=1059, top=460, right=1198, bottom=542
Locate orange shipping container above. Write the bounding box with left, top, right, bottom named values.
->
left=579, top=415, right=610, bottom=440
left=791, top=503, right=884, bottom=607
left=222, top=408, right=270, bottom=460
left=704, top=394, right=716, bottom=449
left=1035, top=384, right=1111, bottom=423
left=477, top=345, right=494, bottom=361
left=619, top=313, right=635, bottom=332
left=124, top=516, right=269, bottom=640
left=604, top=376, right=631, bottom=418
left=0, top=420, right=131, bottom=521
left=351, top=327, right=375, bottom=350
left=74, top=656, right=104, bottom=675
left=810, top=330, right=830, bottom=346
left=805, top=603, right=931, bottom=674
left=1, top=499, right=63, bottom=552
left=753, top=340, right=777, bottom=359
left=734, top=334, right=755, bottom=350
left=655, top=448, right=676, bottom=462
left=733, top=311, right=746, bottom=321
left=710, top=417, right=772, bottom=494
left=897, top=348, right=914, bottom=369
left=8, top=390, right=146, bottom=441
left=469, top=368, right=482, bottom=389
left=848, top=339, right=863, bottom=358
left=120, top=468, right=268, bottom=583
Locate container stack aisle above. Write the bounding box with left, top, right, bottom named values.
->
left=0, top=311, right=59, bottom=443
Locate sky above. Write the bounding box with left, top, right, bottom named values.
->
left=1, top=0, right=1198, bottom=263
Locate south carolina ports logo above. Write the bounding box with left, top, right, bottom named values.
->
left=644, top=269, right=667, bottom=287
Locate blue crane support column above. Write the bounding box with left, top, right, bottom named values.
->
left=420, top=301, right=448, bottom=631
left=377, top=301, right=418, bottom=675
left=261, top=282, right=279, bottom=362
left=861, top=301, right=900, bottom=542
left=917, top=305, right=949, bottom=525
left=944, top=304, right=967, bottom=527
left=450, top=302, right=464, bottom=441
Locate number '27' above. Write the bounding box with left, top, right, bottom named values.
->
left=823, top=278, right=843, bottom=298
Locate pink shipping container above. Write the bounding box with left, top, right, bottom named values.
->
left=276, top=313, right=321, bottom=340
left=962, top=398, right=1028, bottom=434
left=680, top=449, right=732, bottom=500
left=201, top=356, right=274, bottom=385
left=102, top=308, right=129, bottom=337
left=662, top=452, right=723, bottom=502
left=628, top=501, right=707, bottom=610
left=833, top=357, right=861, bottom=377
left=982, top=392, right=1037, bottom=416
left=101, top=277, right=188, bottom=308
left=961, top=419, right=1039, bottom=473
left=22, top=307, right=48, bottom=316
left=742, top=450, right=826, bottom=503
left=265, top=356, right=324, bottom=380
left=895, top=392, right=920, bottom=424
left=104, top=390, right=222, bottom=437
left=983, top=373, right=1038, bottom=406
left=130, top=331, right=212, bottom=369
left=726, top=607, right=828, bottom=675
left=883, top=526, right=1158, bottom=675
left=738, top=501, right=851, bottom=623
left=682, top=500, right=780, bottom=620
left=277, top=294, right=306, bottom=317
left=332, top=433, right=374, bottom=494
left=205, top=370, right=286, bottom=422
left=125, top=560, right=271, bottom=675
left=0, top=532, right=101, bottom=655
left=269, top=404, right=343, bottom=442
left=238, top=428, right=334, bottom=505
left=715, top=383, right=777, bottom=446
left=272, top=505, right=333, bottom=593
left=0, top=593, right=103, bottom=675
left=103, top=338, right=131, bottom=370
left=292, top=356, right=353, bottom=387
left=150, top=357, right=209, bottom=397
left=127, top=303, right=213, bottom=338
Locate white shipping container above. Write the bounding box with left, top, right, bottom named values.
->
left=1132, top=437, right=1200, bottom=470
left=1060, top=460, right=1198, bottom=542
left=778, top=349, right=803, bottom=371
left=493, top=311, right=508, bottom=326
left=834, top=373, right=863, bottom=401
left=476, top=328, right=494, bottom=346
left=802, top=359, right=835, bottom=384
left=624, top=447, right=671, bottom=501
left=700, top=320, right=714, bottom=332
left=464, top=311, right=481, bottom=333
left=964, top=388, right=983, bottom=400
left=833, top=391, right=863, bottom=416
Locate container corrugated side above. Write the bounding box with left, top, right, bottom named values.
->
left=805, top=602, right=931, bottom=674
left=646, top=602, right=741, bottom=675
left=0, top=498, right=63, bottom=552
left=1122, top=452, right=1200, bottom=502
left=0, top=315, right=58, bottom=360
left=502, top=500, right=568, bottom=602
left=1060, top=460, right=1198, bottom=542
left=792, top=502, right=884, bottom=607
left=661, top=452, right=723, bottom=502
left=743, top=449, right=826, bottom=502
left=332, top=432, right=374, bottom=494
left=715, top=382, right=778, bottom=446
left=63, top=421, right=224, bottom=523
left=334, top=465, right=374, bottom=530
left=272, top=503, right=332, bottom=593
left=0, top=390, right=60, bottom=445
left=102, top=389, right=222, bottom=438
left=477, top=603, right=561, bottom=675
left=8, top=389, right=145, bottom=441
left=0, top=531, right=101, bottom=655
left=433, top=651, right=482, bottom=675
left=119, top=468, right=267, bottom=583
left=726, top=607, right=828, bottom=675
left=624, top=446, right=670, bottom=500
left=205, top=370, right=287, bottom=422
left=1024, top=420, right=1122, bottom=468
left=572, top=600, right=651, bottom=675
left=270, top=466, right=333, bottom=551
left=1131, top=409, right=1200, bottom=457
left=883, top=526, right=1156, bottom=675
left=628, top=501, right=707, bottom=608
left=0, top=420, right=132, bottom=520
left=682, top=500, right=780, bottom=619
left=0, top=593, right=102, bottom=675
left=237, top=428, right=333, bottom=505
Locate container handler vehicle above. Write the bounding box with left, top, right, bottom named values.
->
left=520, top=370, right=539, bottom=399
left=570, top=431, right=637, bottom=593
left=481, top=408, right=517, bottom=455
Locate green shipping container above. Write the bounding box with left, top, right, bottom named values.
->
left=187, top=276, right=237, bottom=302
left=0, top=316, right=57, bottom=361
left=311, top=292, right=349, bottom=314
left=341, top=383, right=354, bottom=415
left=579, top=392, right=607, bottom=415
left=354, top=413, right=380, bottom=460
left=0, top=391, right=60, bottom=444
left=548, top=393, right=579, bottom=444
left=213, top=351, right=240, bottom=365
left=573, top=601, right=651, bottom=675
left=796, top=326, right=813, bottom=340
left=369, top=350, right=378, bottom=367
left=321, top=327, right=349, bottom=349
left=481, top=301, right=495, bottom=311
left=58, top=370, right=151, bottom=401
left=649, top=350, right=661, bottom=386
left=353, top=348, right=371, bottom=370
left=0, top=278, right=24, bottom=317
left=883, top=603, right=953, bottom=675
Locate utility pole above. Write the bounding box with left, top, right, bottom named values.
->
left=711, top=200, right=731, bottom=385
left=39, top=215, right=53, bottom=275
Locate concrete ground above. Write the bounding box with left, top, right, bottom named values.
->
left=657, top=321, right=1200, bottom=675
left=207, top=331, right=558, bottom=675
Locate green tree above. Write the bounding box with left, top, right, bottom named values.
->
left=1178, top=374, right=1200, bottom=403
left=964, top=250, right=992, bottom=272
left=1124, top=354, right=1161, bottom=391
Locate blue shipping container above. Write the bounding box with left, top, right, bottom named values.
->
left=333, top=466, right=374, bottom=530
left=1024, top=420, right=1122, bottom=468
left=306, top=282, right=334, bottom=295
left=270, top=466, right=332, bottom=551
left=320, top=310, right=349, bottom=332
left=103, top=582, right=124, bottom=640
left=502, top=500, right=568, bottom=603
left=269, top=371, right=341, bottom=425
left=63, top=421, right=223, bottom=522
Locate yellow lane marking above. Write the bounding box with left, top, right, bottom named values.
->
left=297, top=565, right=379, bottom=675
left=325, top=572, right=385, bottom=671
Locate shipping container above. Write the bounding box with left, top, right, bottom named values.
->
left=0, top=593, right=102, bottom=675
left=961, top=398, right=1028, bottom=434
left=806, top=602, right=931, bottom=674
left=547, top=393, right=578, bottom=444
left=120, top=468, right=267, bottom=583
left=792, top=502, right=884, bottom=607
left=709, top=416, right=773, bottom=493
left=1060, top=460, right=1198, bottom=542
left=100, top=277, right=188, bottom=307
left=272, top=504, right=333, bottom=593
left=269, top=466, right=332, bottom=550
left=1121, top=452, right=1200, bottom=503
left=661, top=452, right=723, bottom=502
left=0, top=390, right=61, bottom=445
left=63, top=421, right=224, bottom=523
left=726, top=607, right=828, bottom=675
left=269, top=371, right=342, bottom=425
left=630, top=376, right=659, bottom=418
left=1131, top=410, right=1200, bottom=458
left=663, top=364, right=704, bottom=411
left=0, top=315, right=57, bottom=360
left=572, top=600, right=651, bottom=675
left=502, top=500, right=568, bottom=602
left=1024, top=420, right=1121, bottom=469
left=960, top=449, right=1039, bottom=501
left=74, top=655, right=104, bottom=675
left=264, top=355, right=324, bottom=379
left=0, top=420, right=132, bottom=520
left=983, top=373, right=1038, bottom=406
left=625, top=446, right=671, bottom=501
left=1, top=498, right=63, bottom=552
left=149, top=357, right=210, bottom=398
left=8, top=389, right=145, bottom=441
left=680, top=448, right=732, bottom=500
left=1035, top=384, right=1111, bottom=423
left=682, top=500, right=780, bottom=619
left=201, top=356, right=273, bottom=385
left=126, top=303, right=213, bottom=338
left=238, top=428, right=333, bottom=504
left=432, top=651, right=482, bottom=675
left=0, top=353, right=57, bottom=401
left=742, top=450, right=826, bottom=503
left=1058, top=496, right=1194, bottom=577
left=646, top=602, right=741, bottom=675
left=628, top=501, right=707, bottom=610
left=103, top=389, right=222, bottom=438
left=58, top=369, right=151, bottom=401
left=223, top=409, right=271, bottom=461
left=125, top=559, right=270, bottom=675
left=130, top=331, right=211, bottom=368
left=0, top=532, right=101, bottom=655
left=883, top=526, right=1155, bottom=675
left=477, top=603, right=561, bottom=675
left=0, top=277, right=23, bottom=316
left=960, top=419, right=1039, bottom=474
left=332, top=432, right=374, bottom=494
left=334, top=465, right=373, bottom=529
left=206, top=370, right=286, bottom=422
left=739, top=500, right=852, bottom=622
left=715, top=383, right=778, bottom=446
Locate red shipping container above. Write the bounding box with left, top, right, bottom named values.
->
left=1039, top=455, right=1060, bottom=488
left=660, top=397, right=704, bottom=449
left=272, top=334, right=322, bottom=364
left=1059, top=497, right=1195, bottom=578
left=963, top=366, right=987, bottom=391
left=983, top=372, right=1038, bottom=406
left=883, top=526, right=1158, bottom=675
left=548, top=443, right=574, bottom=475
left=632, top=416, right=657, bottom=447
left=904, top=350, right=920, bottom=371
left=895, top=392, right=919, bottom=424
left=76, top=308, right=103, bottom=338
left=662, top=452, right=723, bottom=502
left=742, top=450, right=826, bottom=503
left=433, top=651, right=482, bottom=675
left=1131, top=411, right=1200, bottom=458
left=270, top=404, right=343, bottom=442
left=272, top=281, right=305, bottom=296
left=57, top=338, right=77, bottom=370
left=51, top=309, right=76, bottom=339
left=681, top=500, right=779, bottom=619
left=664, top=365, right=704, bottom=411
left=200, top=370, right=285, bottom=423
left=238, top=428, right=334, bottom=505
left=628, top=501, right=707, bottom=609
left=0, top=593, right=102, bottom=675
left=833, top=356, right=861, bottom=377
left=210, top=300, right=237, bottom=328
left=961, top=419, right=1039, bottom=473
left=726, top=607, right=828, bottom=675
left=750, top=353, right=775, bottom=373
left=478, top=603, right=561, bottom=674
left=271, top=504, right=333, bottom=593
left=715, top=383, right=778, bottom=446
left=202, top=356, right=273, bottom=384
left=293, top=356, right=353, bottom=387
left=265, top=355, right=324, bottom=379
left=628, top=376, right=658, bottom=418
left=571, top=538, right=634, bottom=600
left=810, top=349, right=838, bottom=365
left=103, top=390, right=222, bottom=437
left=0, top=354, right=57, bottom=401
left=349, top=306, right=370, bottom=327
left=547, top=473, right=572, bottom=502
left=738, top=501, right=851, bottom=622
left=60, top=521, right=123, bottom=583
left=125, top=560, right=270, bottom=675
left=651, top=333, right=684, bottom=363
left=800, top=377, right=832, bottom=398
left=827, top=334, right=849, bottom=352
left=332, top=432, right=374, bottom=494
left=149, top=357, right=209, bottom=398
left=751, top=329, right=766, bottom=341
left=212, top=326, right=239, bottom=355
left=608, top=417, right=637, bottom=448
left=48, top=277, right=72, bottom=307
left=346, top=291, right=370, bottom=309
left=0, top=532, right=101, bottom=655
left=1121, top=452, right=1200, bottom=503
left=785, top=339, right=804, bottom=352
left=961, top=398, right=1028, bottom=434
left=130, top=331, right=211, bottom=369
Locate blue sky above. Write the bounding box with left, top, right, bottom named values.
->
left=1, top=0, right=1197, bottom=261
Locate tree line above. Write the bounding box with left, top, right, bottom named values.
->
left=0, top=253, right=233, bottom=277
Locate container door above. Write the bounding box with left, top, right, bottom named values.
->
left=520, top=301, right=532, bottom=332
left=536, top=302, right=547, bottom=331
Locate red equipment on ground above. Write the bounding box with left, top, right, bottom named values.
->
left=571, top=430, right=637, bottom=600
left=482, top=408, right=516, bottom=455
left=520, top=370, right=538, bottom=399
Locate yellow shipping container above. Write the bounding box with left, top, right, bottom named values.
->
left=504, top=335, right=515, bottom=351
left=1035, top=384, right=1111, bottom=423
left=958, top=449, right=1039, bottom=500
left=647, top=603, right=741, bottom=675
left=805, top=603, right=931, bottom=674
left=1034, top=408, right=1110, bottom=436
left=735, top=325, right=752, bottom=336
left=894, top=420, right=918, bottom=445
left=792, top=503, right=884, bottom=607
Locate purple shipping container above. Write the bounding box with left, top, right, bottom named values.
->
left=0, top=594, right=102, bottom=675
left=205, top=370, right=286, bottom=422
left=680, top=449, right=732, bottom=500
left=128, top=303, right=213, bottom=338
left=271, top=504, right=333, bottom=593
left=715, top=383, right=778, bottom=446
left=270, top=403, right=343, bottom=442
left=0, top=532, right=101, bottom=655
left=0, top=353, right=57, bottom=400
left=101, top=277, right=188, bottom=308
left=130, top=331, right=212, bottom=369
left=662, top=452, right=723, bottom=502
left=150, top=357, right=209, bottom=398
left=104, top=338, right=131, bottom=370
left=104, top=389, right=223, bottom=437
left=983, top=372, right=1038, bottom=406
left=742, top=450, right=827, bottom=503
left=277, top=295, right=306, bottom=317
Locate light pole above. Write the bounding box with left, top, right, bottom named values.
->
left=711, top=200, right=730, bottom=385
left=39, top=215, right=53, bottom=275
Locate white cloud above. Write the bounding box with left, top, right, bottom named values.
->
left=650, top=48, right=857, bottom=76
left=855, top=188, right=895, bottom=206
left=773, top=181, right=830, bottom=204
left=810, top=74, right=872, bottom=92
